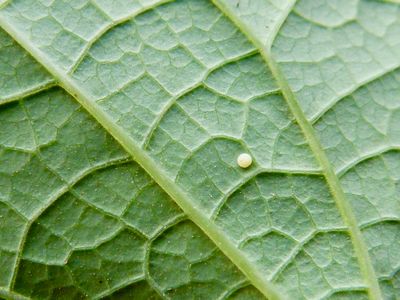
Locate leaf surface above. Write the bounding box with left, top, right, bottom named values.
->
left=0, top=0, right=399, bottom=299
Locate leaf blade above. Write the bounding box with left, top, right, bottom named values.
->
left=1, top=0, right=400, bottom=299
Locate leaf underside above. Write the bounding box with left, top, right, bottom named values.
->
left=0, top=0, right=399, bottom=299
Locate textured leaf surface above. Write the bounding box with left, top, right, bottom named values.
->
left=0, top=38, right=256, bottom=299
left=0, top=0, right=399, bottom=299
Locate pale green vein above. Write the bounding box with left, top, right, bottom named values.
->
left=218, top=279, right=249, bottom=300
left=210, top=167, right=322, bottom=221
left=0, top=80, right=56, bottom=106
left=67, top=0, right=174, bottom=74
left=360, top=217, right=400, bottom=230
left=310, top=64, right=400, bottom=124
left=92, top=276, right=146, bottom=300
left=265, top=0, right=297, bottom=50
left=337, top=145, right=400, bottom=177
left=268, top=58, right=383, bottom=300
left=211, top=1, right=383, bottom=299
left=142, top=48, right=258, bottom=148
left=0, top=14, right=282, bottom=300
left=144, top=216, right=188, bottom=300
left=8, top=153, right=132, bottom=288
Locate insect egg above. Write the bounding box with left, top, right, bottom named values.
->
left=237, top=153, right=252, bottom=168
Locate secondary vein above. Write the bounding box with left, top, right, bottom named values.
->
left=211, top=1, right=383, bottom=299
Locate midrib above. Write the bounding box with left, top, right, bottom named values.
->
left=0, top=14, right=283, bottom=300
left=211, top=1, right=383, bottom=299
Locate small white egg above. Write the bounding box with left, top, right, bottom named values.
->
left=237, top=153, right=252, bottom=168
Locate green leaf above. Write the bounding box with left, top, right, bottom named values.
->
left=0, top=0, right=399, bottom=299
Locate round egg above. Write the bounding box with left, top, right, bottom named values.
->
left=237, top=153, right=252, bottom=168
